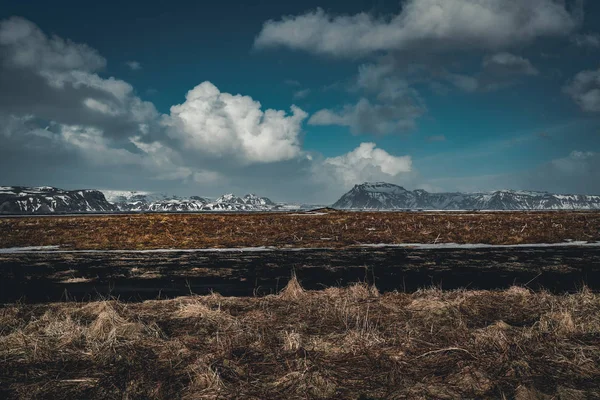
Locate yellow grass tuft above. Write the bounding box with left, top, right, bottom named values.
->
left=539, top=310, right=577, bottom=335
left=473, top=320, right=512, bottom=353
left=281, top=330, right=302, bottom=352
left=183, top=364, right=223, bottom=399
left=279, top=273, right=305, bottom=300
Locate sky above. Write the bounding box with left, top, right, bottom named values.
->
left=1, top=0, right=600, bottom=203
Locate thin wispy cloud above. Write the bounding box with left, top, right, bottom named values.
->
left=125, top=61, right=142, bottom=70
left=293, top=88, right=311, bottom=99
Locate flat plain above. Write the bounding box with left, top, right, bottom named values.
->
left=1, top=211, right=600, bottom=399
left=1, top=210, right=599, bottom=249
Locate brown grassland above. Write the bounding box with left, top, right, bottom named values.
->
left=1, top=211, right=600, bottom=249
left=1, top=279, right=600, bottom=399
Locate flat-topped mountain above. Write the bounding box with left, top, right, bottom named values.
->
left=333, top=182, right=600, bottom=210
left=0, top=186, right=117, bottom=214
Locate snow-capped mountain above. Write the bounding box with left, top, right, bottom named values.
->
left=0, top=186, right=117, bottom=214
left=106, top=190, right=279, bottom=212
left=333, top=182, right=600, bottom=210
left=215, top=193, right=245, bottom=204
left=241, top=194, right=275, bottom=206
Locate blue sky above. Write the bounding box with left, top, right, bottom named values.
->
left=1, top=0, right=600, bottom=202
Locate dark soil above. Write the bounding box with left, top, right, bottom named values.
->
left=1, top=246, right=599, bottom=302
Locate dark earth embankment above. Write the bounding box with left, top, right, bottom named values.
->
left=2, top=246, right=599, bottom=303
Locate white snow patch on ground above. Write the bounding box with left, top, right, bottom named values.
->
left=358, top=242, right=600, bottom=249
left=288, top=212, right=328, bottom=216
left=0, top=246, right=275, bottom=254
left=0, top=246, right=61, bottom=253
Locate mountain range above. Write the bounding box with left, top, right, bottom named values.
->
left=102, top=190, right=280, bottom=212
left=2, top=183, right=600, bottom=214
left=332, top=182, right=600, bottom=210
left=0, top=186, right=291, bottom=214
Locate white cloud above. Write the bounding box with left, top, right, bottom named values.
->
left=564, top=68, right=600, bottom=112
left=59, top=124, right=139, bottom=166
left=551, top=150, right=596, bottom=173
left=83, top=98, right=121, bottom=116
left=445, top=72, right=479, bottom=92
left=0, top=114, right=35, bottom=138
left=0, top=17, right=123, bottom=102
left=356, top=62, right=396, bottom=89
left=293, top=88, right=311, bottom=99
left=521, top=150, right=600, bottom=194
left=309, top=96, right=424, bottom=135
left=0, top=17, right=106, bottom=73
left=50, top=123, right=217, bottom=184
left=483, top=52, right=538, bottom=76
left=317, top=62, right=427, bottom=135
left=125, top=61, right=142, bottom=70
left=0, top=17, right=159, bottom=141
left=427, top=135, right=446, bottom=142
left=445, top=52, right=538, bottom=92
left=321, top=142, right=412, bottom=186
left=163, top=81, right=308, bottom=163
left=571, top=33, right=600, bottom=48
left=426, top=149, right=600, bottom=195
left=255, top=0, right=581, bottom=57
left=47, top=70, right=133, bottom=97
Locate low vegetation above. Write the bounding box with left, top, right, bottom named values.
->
left=1, top=211, right=599, bottom=249
left=2, top=280, right=600, bottom=399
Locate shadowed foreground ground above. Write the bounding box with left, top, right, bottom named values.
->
left=1, top=281, right=599, bottom=399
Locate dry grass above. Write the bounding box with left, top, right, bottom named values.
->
left=1, top=211, right=599, bottom=250
left=1, top=282, right=600, bottom=399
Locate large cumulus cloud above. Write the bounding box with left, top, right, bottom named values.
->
left=163, top=82, right=307, bottom=164
left=319, top=142, right=413, bottom=186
